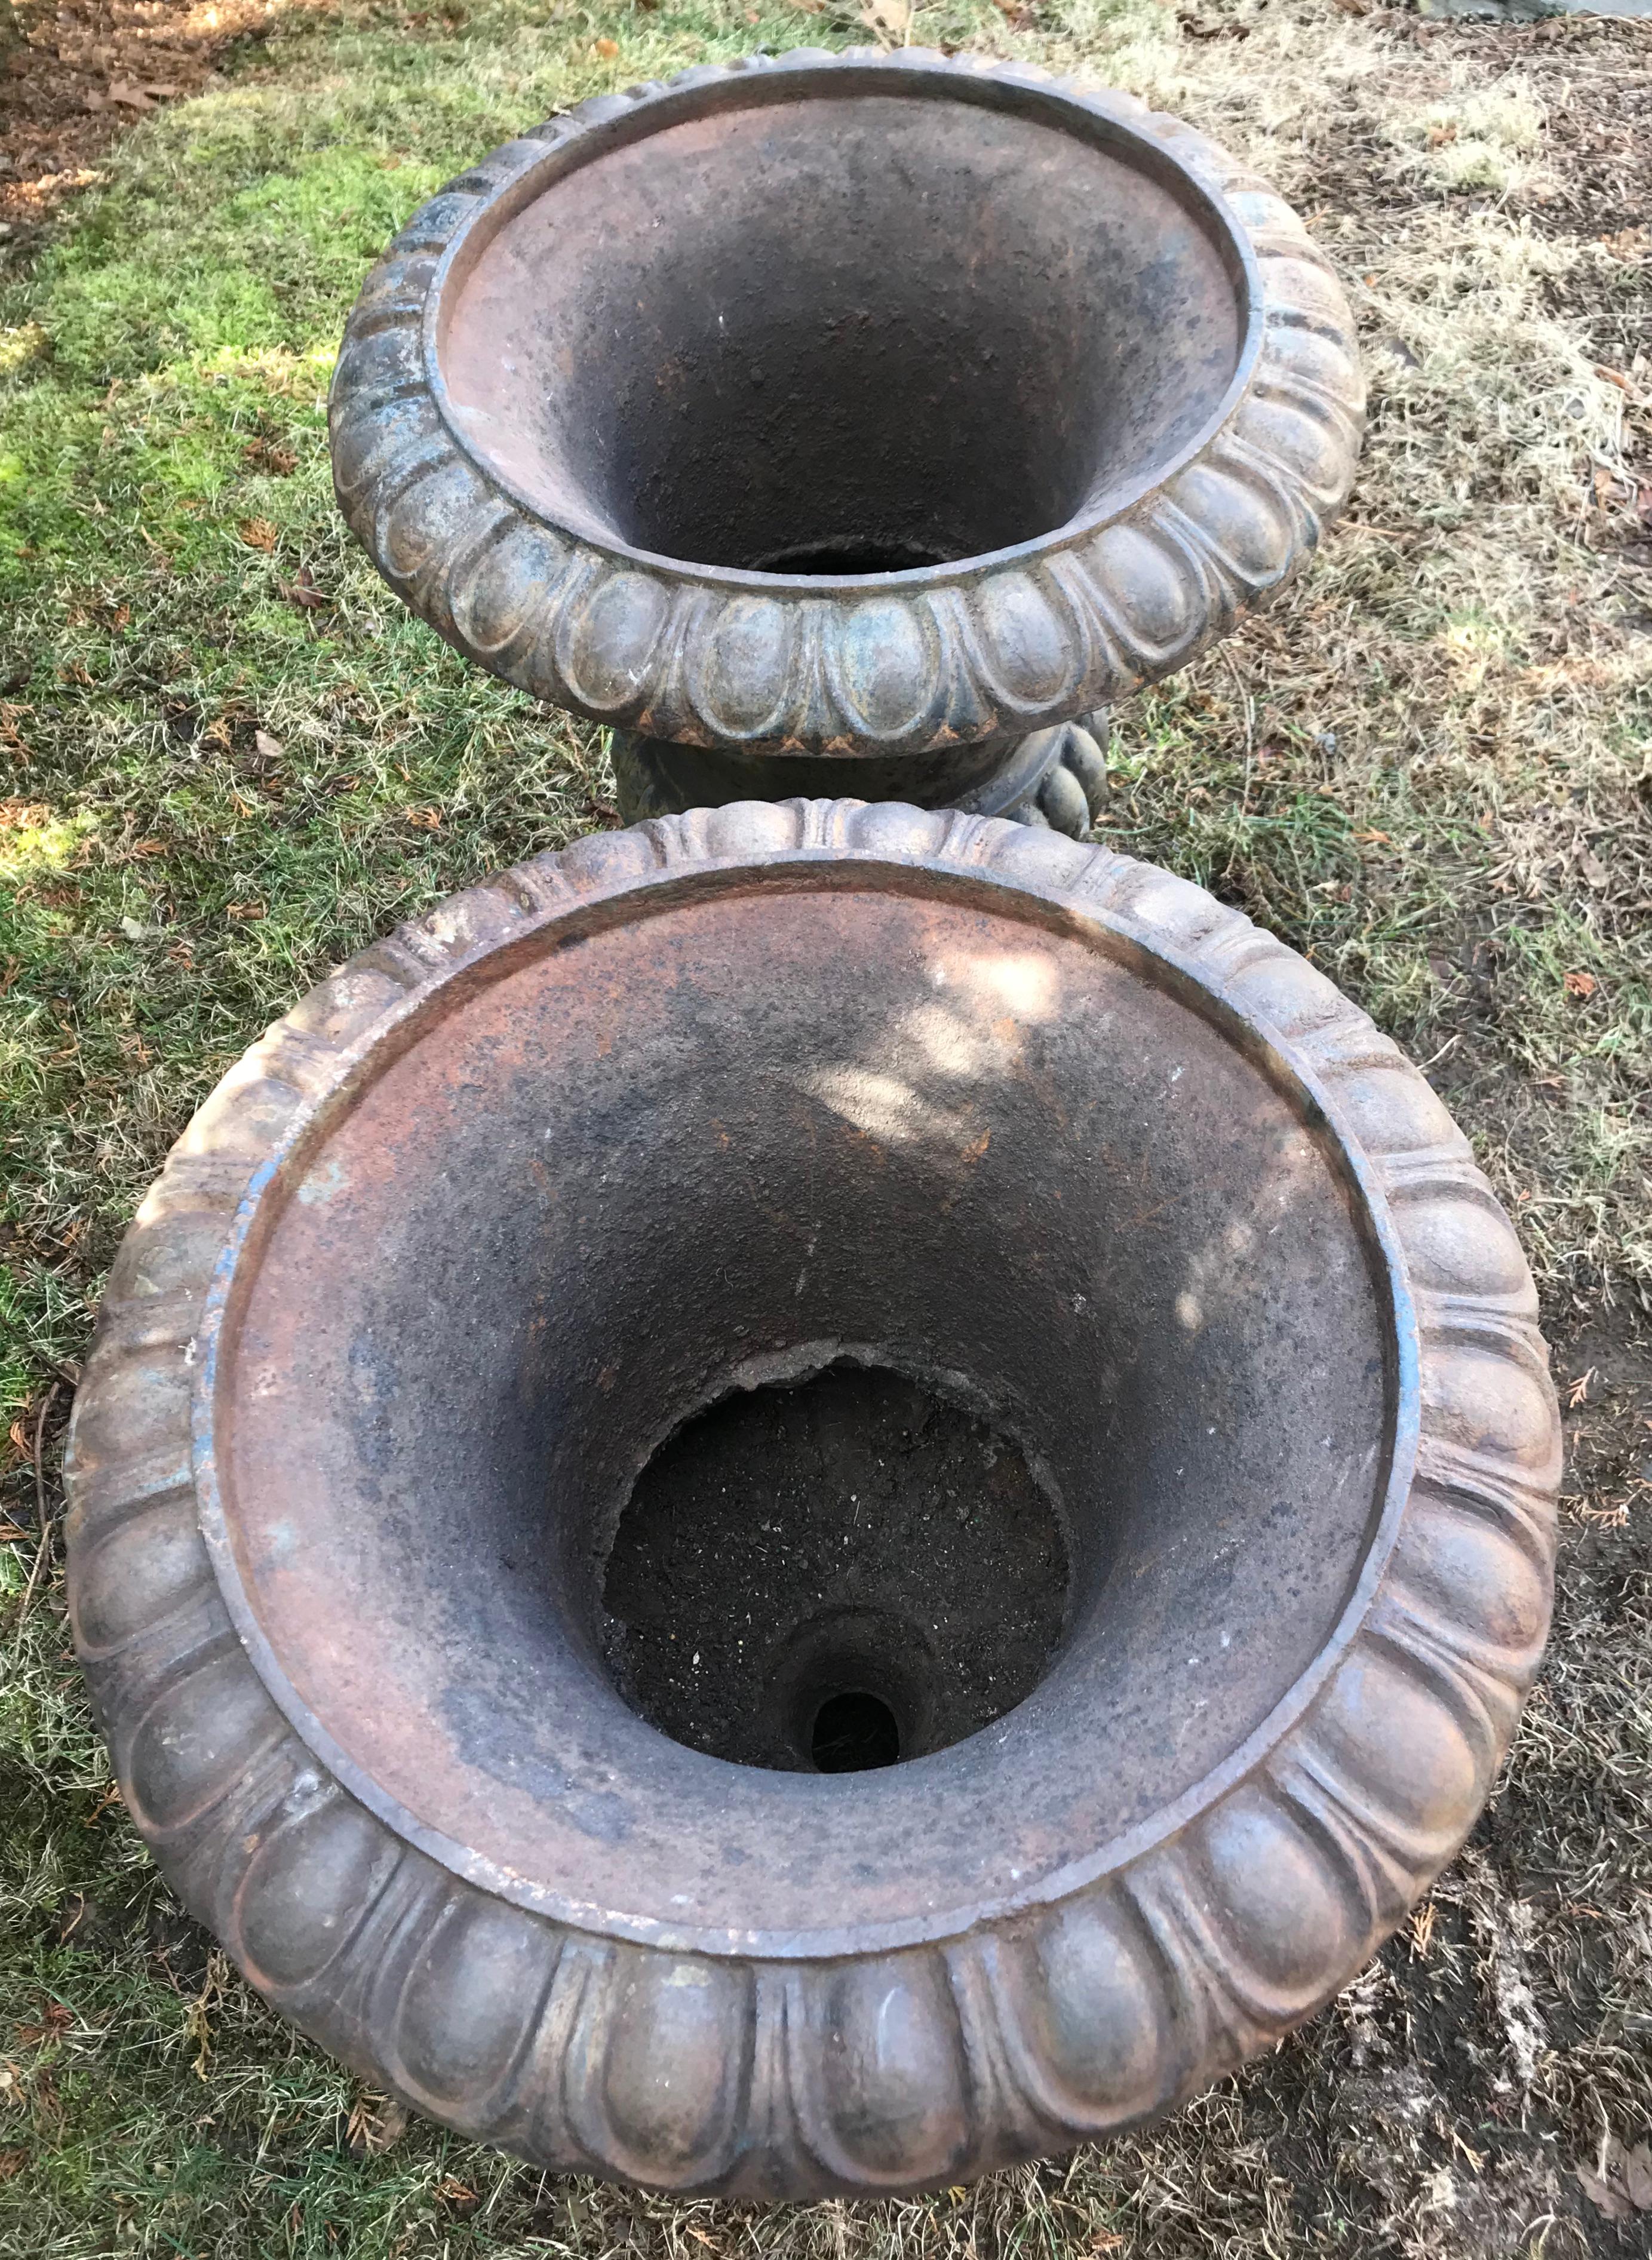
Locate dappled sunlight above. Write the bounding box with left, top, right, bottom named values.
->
left=0, top=804, right=95, bottom=885
left=0, top=0, right=324, bottom=232
left=1166, top=1129, right=1324, bottom=1343
left=799, top=945, right=1066, bottom=1160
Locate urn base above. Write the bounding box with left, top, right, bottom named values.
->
left=611, top=713, right=1110, bottom=835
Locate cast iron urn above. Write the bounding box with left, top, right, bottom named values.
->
left=67, top=803, right=1559, bottom=2198
left=328, top=49, right=1365, bottom=829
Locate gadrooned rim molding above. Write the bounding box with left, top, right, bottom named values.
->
left=66, top=804, right=1556, bottom=2199
left=328, top=49, right=1367, bottom=761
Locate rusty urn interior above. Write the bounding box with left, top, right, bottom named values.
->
left=207, top=856, right=1401, bottom=1953
left=437, top=78, right=1248, bottom=577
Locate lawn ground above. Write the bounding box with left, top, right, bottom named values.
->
left=1, top=0, right=1649, bottom=2253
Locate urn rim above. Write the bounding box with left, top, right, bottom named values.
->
left=328, top=49, right=1368, bottom=759
left=420, top=50, right=1269, bottom=597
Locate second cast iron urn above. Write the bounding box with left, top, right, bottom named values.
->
left=329, top=48, right=1365, bottom=828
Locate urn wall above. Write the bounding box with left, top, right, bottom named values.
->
left=329, top=50, right=1365, bottom=831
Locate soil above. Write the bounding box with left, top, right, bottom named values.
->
left=0, top=0, right=297, bottom=239
left=600, top=1363, right=1071, bottom=1773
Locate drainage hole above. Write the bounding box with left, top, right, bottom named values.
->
left=810, top=1690, right=901, bottom=1774
left=600, top=1362, right=1069, bottom=1770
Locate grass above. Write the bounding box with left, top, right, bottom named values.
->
left=1, top=0, right=1650, bottom=2253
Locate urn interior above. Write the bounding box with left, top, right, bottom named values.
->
left=436, top=82, right=1252, bottom=576
left=207, top=860, right=1399, bottom=1952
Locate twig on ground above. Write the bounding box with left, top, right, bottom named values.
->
left=19, top=1380, right=63, bottom=1620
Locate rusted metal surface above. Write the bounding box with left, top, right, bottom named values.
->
left=67, top=804, right=1558, bottom=2197
left=328, top=50, right=1364, bottom=828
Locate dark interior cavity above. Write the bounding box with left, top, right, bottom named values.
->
left=744, top=539, right=958, bottom=578
left=440, top=91, right=1247, bottom=570
left=812, top=1691, right=900, bottom=1773
left=601, top=1363, right=1070, bottom=1771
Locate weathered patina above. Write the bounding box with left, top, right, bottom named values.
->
left=67, top=803, right=1557, bottom=2197
left=329, top=51, right=1364, bottom=829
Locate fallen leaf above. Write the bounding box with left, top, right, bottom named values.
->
left=1595, top=363, right=1641, bottom=400
left=1564, top=969, right=1596, bottom=999
left=1579, top=845, right=1609, bottom=888
left=238, top=518, right=278, bottom=552
left=593, top=35, right=619, bottom=55
left=1354, top=829, right=1393, bottom=846
left=0, top=2150, right=26, bottom=2181
left=1576, top=2163, right=1632, bottom=2221
left=859, top=0, right=913, bottom=41
left=106, top=79, right=154, bottom=109
left=226, top=902, right=265, bottom=922
left=347, top=2093, right=410, bottom=2155
left=254, top=729, right=284, bottom=763
left=403, top=806, right=443, bottom=831
left=242, top=437, right=296, bottom=476
left=16, top=2001, right=71, bottom=2047
left=1427, top=122, right=1458, bottom=148
left=1575, top=2133, right=1652, bottom=2216
left=281, top=566, right=330, bottom=610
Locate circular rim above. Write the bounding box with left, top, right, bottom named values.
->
left=421, top=56, right=1269, bottom=595
left=328, top=50, right=1367, bottom=759
left=65, top=805, right=1558, bottom=2198
left=184, top=856, right=1421, bottom=1962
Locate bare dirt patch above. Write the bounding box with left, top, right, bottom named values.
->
left=1, top=0, right=293, bottom=235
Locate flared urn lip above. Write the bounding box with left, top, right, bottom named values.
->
left=421, top=51, right=1269, bottom=597
left=330, top=48, right=1366, bottom=757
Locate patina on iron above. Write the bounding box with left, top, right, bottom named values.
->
left=66, top=802, right=1558, bottom=2198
